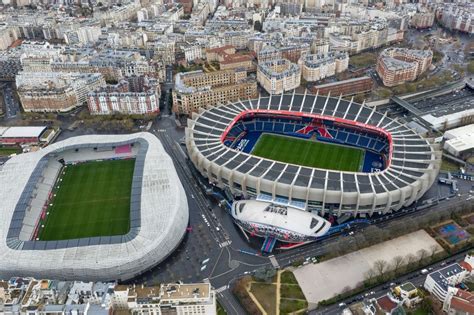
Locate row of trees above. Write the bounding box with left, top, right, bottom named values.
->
left=364, top=245, right=440, bottom=285
left=324, top=200, right=473, bottom=261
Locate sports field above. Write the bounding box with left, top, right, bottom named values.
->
left=38, top=159, right=135, bottom=241
left=251, top=134, right=364, bottom=171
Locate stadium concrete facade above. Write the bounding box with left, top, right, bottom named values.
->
left=186, top=92, right=441, bottom=217
left=0, top=132, right=189, bottom=281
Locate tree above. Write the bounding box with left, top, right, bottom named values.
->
left=253, top=267, right=276, bottom=283
left=420, top=296, right=433, bottom=313
left=406, top=253, right=417, bottom=270
left=417, top=249, right=429, bottom=266
left=403, top=219, right=419, bottom=233
left=391, top=256, right=405, bottom=274
left=346, top=239, right=358, bottom=252
left=332, top=238, right=346, bottom=256
left=430, top=245, right=439, bottom=258
left=364, top=225, right=383, bottom=245
left=373, top=259, right=388, bottom=279
left=426, top=211, right=441, bottom=225
left=354, top=233, right=368, bottom=248
left=341, top=286, right=351, bottom=294
left=364, top=268, right=376, bottom=284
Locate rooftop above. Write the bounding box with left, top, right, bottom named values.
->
left=0, top=126, right=47, bottom=138
left=376, top=295, right=398, bottom=313
left=160, top=283, right=210, bottom=301
left=427, top=263, right=465, bottom=291
left=232, top=200, right=330, bottom=237
left=451, top=290, right=474, bottom=314
left=399, top=282, right=416, bottom=292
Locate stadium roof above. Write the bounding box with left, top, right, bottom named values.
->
left=189, top=93, right=438, bottom=191
left=186, top=92, right=440, bottom=215
left=232, top=200, right=330, bottom=237
left=0, top=126, right=47, bottom=138
left=0, top=133, right=188, bottom=281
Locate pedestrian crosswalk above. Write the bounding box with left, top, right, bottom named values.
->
left=269, top=255, right=280, bottom=268
left=219, top=240, right=232, bottom=248
left=216, top=285, right=228, bottom=293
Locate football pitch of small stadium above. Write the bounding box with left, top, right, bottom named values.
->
left=38, top=159, right=135, bottom=241
left=251, top=133, right=364, bottom=172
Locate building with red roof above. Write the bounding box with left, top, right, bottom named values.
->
left=444, top=287, right=474, bottom=314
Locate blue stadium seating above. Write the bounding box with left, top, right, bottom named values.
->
left=224, top=117, right=389, bottom=166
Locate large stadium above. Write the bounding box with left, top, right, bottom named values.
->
left=0, top=132, right=189, bottom=281
left=186, top=92, right=441, bottom=220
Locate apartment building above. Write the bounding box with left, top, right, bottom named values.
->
left=220, top=54, right=254, bottom=71
left=443, top=287, right=474, bottom=314
left=206, top=45, right=236, bottom=62
left=87, top=76, right=160, bottom=115
left=112, top=283, right=216, bottom=315
left=299, top=52, right=349, bottom=82
left=258, top=44, right=310, bottom=63
left=173, top=69, right=257, bottom=116
left=376, top=48, right=432, bottom=87
left=257, top=59, right=301, bottom=94
left=423, top=263, right=469, bottom=302
left=311, top=39, right=330, bottom=55
left=205, top=45, right=254, bottom=71
left=0, top=24, right=19, bottom=51
left=16, top=72, right=105, bottom=112
left=410, top=11, right=435, bottom=29
left=184, top=44, right=204, bottom=63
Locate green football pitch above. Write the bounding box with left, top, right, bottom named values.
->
left=251, top=133, right=365, bottom=172
left=38, top=159, right=135, bottom=241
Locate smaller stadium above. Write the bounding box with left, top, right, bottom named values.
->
left=0, top=133, right=189, bottom=281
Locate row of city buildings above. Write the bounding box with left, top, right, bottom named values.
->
left=0, top=278, right=216, bottom=314
left=0, top=0, right=457, bottom=118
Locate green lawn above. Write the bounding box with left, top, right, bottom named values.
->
left=280, top=284, right=306, bottom=300
left=349, top=52, right=377, bottom=68
left=280, top=271, right=299, bottom=285
left=251, top=133, right=364, bottom=172
left=38, top=159, right=135, bottom=240
left=0, top=146, right=21, bottom=156
left=280, top=298, right=308, bottom=314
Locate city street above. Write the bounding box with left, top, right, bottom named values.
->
left=1, top=82, right=21, bottom=119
